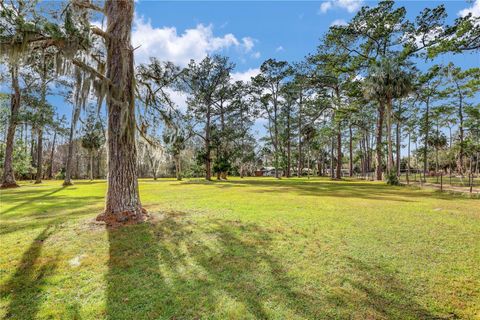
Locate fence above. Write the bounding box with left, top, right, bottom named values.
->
left=353, top=170, right=479, bottom=193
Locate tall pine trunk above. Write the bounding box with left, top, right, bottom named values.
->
left=375, top=103, right=385, bottom=181
left=1, top=65, right=21, bottom=188
left=35, top=128, right=43, bottom=183
left=63, top=104, right=80, bottom=186
left=386, top=98, right=394, bottom=174
left=349, top=125, right=353, bottom=177
left=336, top=124, right=342, bottom=179
left=97, top=0, right=145, bottom=225
left=48, top=130, right=57, bottom=179
left=423, top=98, right=430, bottom=181
left=205, top=105, right=211, bottom=180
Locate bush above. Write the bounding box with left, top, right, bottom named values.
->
left=386, top=172, right=400, bottom=186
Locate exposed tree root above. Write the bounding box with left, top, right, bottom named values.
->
left=62, top=181, right=74, bottom=186
left=96, top=207, right=148, bottom=227
left=0, top=182, right=20, bottom=189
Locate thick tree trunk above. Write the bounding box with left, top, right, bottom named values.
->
left=97, top=0, right=145, bottom=225
left=63, top=104, right=80, bottom=186
left=48, top=130, right=57, bottom=179
left=375, top=103, right=385, bottom=181
left=1, top=66, right=21, bottom=188
left=174, top=154, right=182, bottom=180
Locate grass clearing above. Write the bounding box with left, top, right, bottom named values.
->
left=1, top=177, right=479, bottom=319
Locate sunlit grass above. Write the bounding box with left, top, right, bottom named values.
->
left=1, top=177, right=479, bottom=319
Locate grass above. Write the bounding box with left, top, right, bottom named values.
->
left=0, top=177, right=479, bottom=319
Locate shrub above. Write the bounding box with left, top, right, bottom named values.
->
left=386, top=172, right=400, bottom=185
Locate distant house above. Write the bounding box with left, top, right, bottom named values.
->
left=256, top=166, right=283, bottom=177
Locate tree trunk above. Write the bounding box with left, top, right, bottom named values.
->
left=35, top=127, right=43, bottom=184
left=395, top=103, right=401, bottom=176
left=273, top=101, right=279, bottom=179
left=457, top=92, right=464, bottom=175
left=386, top=98, right=394, bottom=174
left=423, top=98, right=430, bottom=181
left=330, top=135, right=335, bottom=179
left=63, top=104, right=81, bottom=186
left=205, top=105, right=212, bottom=180
left=349, top=125, right=353, bottom=177
left=48, top=130, right=57, bottom=179
left=174, top=154, right=182, bottom=180
left=297, top=95, right=302, bottom=177
left=97, top=0, right=145, bottom=225
left=1, top=65, right=21, bottom=188
left=407, top=132, right=411, bottom=184
left=286, top=106, right=291, bottom=178
left=336, top=124, right=342, bottom=179
left=89, top=151, right=94, bottom=181
left=375, top=103, right=385, bottom=181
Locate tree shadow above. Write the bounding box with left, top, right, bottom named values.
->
left=1, top=186, right=67, bottom=215
left=326, top=257, right=455, bottom=319
left=179, top=178, right=467, bottom=202
left=104, top=212, right=450, bottom=319
left=0, top=226, right=59, bottom=319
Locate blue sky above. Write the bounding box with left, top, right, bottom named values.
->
left=2, top=0, right=479, bottom=135
left=131, top=0, right=479, bottom=75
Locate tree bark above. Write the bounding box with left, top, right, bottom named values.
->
left=457, top=88, right=464, bottom=175
left=97, top=0, right=145, bottom=225
left=349, top=125, right=353, bottom=177
left=89, top=151, right=94, bottom=181
left=336, top=124, right=342, bottom=179
left=286, top=105, right=291, bottom=178
left=423, top=98, right=430, bottom=181
left=48, top=130, right=57, bottom=179
left=1, top=65, right=21, bottom=188
left=375, top=103, right=385, bottom=181
left=63, top=104, right=80, bottom=186
left=205, top=105, right=212, bottom=180
left=330, top=135, right=335, bottom=179
left=386, top=98, right=394, bottom=174
left=297, top=95, right=303, bottom=177
left=35, top=127, right=43, bottom=184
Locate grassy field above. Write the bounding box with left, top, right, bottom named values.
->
left=1, top=177, right=479, bottom=320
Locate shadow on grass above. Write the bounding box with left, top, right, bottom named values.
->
left=1, top=186, right=67, bottom=215
left=104, top=212, right=450, bottom=319
left=179, top=178, right=467, bottom=202
left=0, top=226, right=59, bottom=320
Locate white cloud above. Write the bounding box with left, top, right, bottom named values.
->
left=458, top=0, right=480, bottom=17
left=132, top=15, right=256, bottom=66
left=251, top=52, right=261, bottom=59
left=231, top=68, right=260, bottom=83
left=319, top=0, right=363, bottom=14
left=330, top=19, right=347, bottom=26
left=319, top=2, right=332, bottom=13
left=275, top=46, right=284, bottom=52
left=242, top=37, right=255, bottom=52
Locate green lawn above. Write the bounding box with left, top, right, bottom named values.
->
left=1, top=178, right=479, bottom=319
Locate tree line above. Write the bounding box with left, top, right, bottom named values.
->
left=0, top=0, right=479, bottom=225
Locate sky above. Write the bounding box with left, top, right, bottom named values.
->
left=2, top=0, right=480, bottom=139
